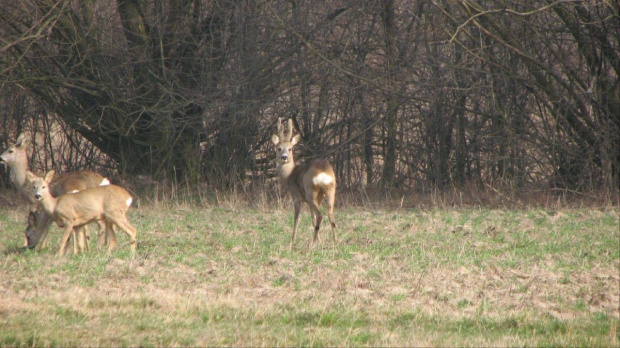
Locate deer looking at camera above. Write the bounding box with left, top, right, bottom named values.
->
left=0, top=133, right=109, bottom=251
left=271, top=118, right=336, bottom=246
left=30, top=170, right=137, bottom=256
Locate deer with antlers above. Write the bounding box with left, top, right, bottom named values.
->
left=271, top=118, right=336, bottom=246
left=1, top=133, right=109, bottom=251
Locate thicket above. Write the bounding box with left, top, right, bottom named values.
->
left=1, top=1, right=618, bottom=201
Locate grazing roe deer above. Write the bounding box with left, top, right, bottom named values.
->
left=0, top=133, right=109, bottom=251
left=31, top=170, right=137, bottom=256
left=271, top=118, right=336, bottom=246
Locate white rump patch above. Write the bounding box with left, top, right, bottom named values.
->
left=313, top=172, right=333, bottom=186
left=100, top=178, right=111, bottom=186
left=126, top=197, right=133, bottom=207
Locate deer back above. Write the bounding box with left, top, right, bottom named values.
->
left=50, top=170, right=109, bottom=197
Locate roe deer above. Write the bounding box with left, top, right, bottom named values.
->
left=1, top=133, right=110, bottom=250
left=30, top=170, right=137, bottom=256
left=271, top=118, right=336, bottom=246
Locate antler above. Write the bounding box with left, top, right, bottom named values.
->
left=286, top=119, right=293, bottom=140
left=277, top=118, right=285, bottom=140
left=276, top=118, right=294, bottom=141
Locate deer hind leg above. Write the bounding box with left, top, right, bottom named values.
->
left=105, top=220, right=117, bottom=254
left=72, top=227, right=83, bottom=254
left=326, top=186, right=336, bottom=242
left=291, top=199, right=302, bottom=247
left=107, top=214, right=137, bottom=253
left=97, top=221, right=109, bottom=251
left=82, top=224, right=91, bottom=252
left=71, top=231, right=78, bottom=254
left=75, top=226, right=92, bottom=254
left=84, top=227, right=89, bottom=252
left=308, top=191, right=323, bottom=243
left=60, top=225, right=80, bottom=255
left=94, top=220, right=107, bottom=251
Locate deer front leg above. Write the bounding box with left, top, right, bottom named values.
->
left=57, top=224, right=75, bottom=257
left=291, top=199, right=302, bottom=247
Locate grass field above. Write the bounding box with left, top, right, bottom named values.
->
left=0, top=194, right=618, bottom=346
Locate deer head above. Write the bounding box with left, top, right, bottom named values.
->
left=272, top=118, right=301, bottom=166
left=0, top=133, right=28, bottom=168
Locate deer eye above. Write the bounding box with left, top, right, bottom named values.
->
left=8, top=150, right=13, bottom=153
left=277, top=147, right=282, bottom=151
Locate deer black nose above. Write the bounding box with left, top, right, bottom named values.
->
left=34, top=193, right=41, bottom=200
left=280, top=154, right=288, bottom=161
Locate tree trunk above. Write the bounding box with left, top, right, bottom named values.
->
left=380, top=0, right=399, bottom=188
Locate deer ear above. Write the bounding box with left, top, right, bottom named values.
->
left=44, top=170, right=55, bottom=183
left=15, top=133, right=29, bottom=148
left=271, top=134, right=280, bottom=145
left=291, top=134, right=301, bottom=146
left=25, top=171, right=37, bottom=182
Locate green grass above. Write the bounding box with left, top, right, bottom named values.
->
left=0, top=202, right=618, bottom=346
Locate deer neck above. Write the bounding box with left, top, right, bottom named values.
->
left=8, top=157, right=28, bottom=192
left=276, top=160, right=296, bottom=184
left=11, top=168, right=27, bottom=193
left=37, top=194, right=58, bottom=217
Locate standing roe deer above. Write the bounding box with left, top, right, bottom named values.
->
left=30, top=170, right=137, bottom=256
left=0, top=133, right=109, bottom=251
left=271, top=118, right=336, bottom=246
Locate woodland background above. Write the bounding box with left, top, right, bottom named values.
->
left=1, top=0, right=618, bottom=201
